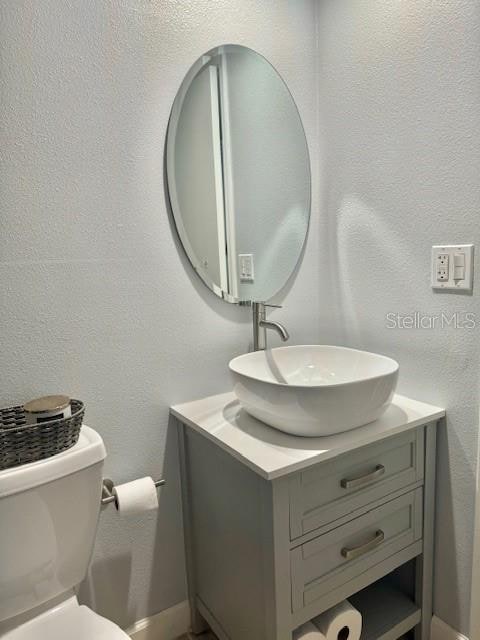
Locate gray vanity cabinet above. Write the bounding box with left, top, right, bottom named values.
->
left=173, top=393, right=442, bottom=640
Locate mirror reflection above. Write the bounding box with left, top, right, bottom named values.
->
left=166, top=45, right=311, bottom=303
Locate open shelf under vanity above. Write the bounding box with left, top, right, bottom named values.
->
left=350, top=579, right=420, bottom=640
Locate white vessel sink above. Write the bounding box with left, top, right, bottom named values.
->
left=229, top=345, right=399, bottom=437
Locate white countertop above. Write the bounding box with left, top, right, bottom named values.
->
left=171, top=392, right=445, bottom=480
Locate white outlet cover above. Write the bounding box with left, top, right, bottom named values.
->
left=239, top=253, right=254, bottom=283
left=431, top=244, right=474, bottom=292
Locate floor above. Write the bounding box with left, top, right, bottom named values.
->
left=182, top=634, right=217, bottom=639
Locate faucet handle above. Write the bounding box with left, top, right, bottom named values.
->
left=264, top=303, right=282, bottom=309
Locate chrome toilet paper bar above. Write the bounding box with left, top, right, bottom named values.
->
left=101, top=477, right=166, bottom=507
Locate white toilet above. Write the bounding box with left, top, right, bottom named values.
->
left=0, top=425, right=130, bottom=639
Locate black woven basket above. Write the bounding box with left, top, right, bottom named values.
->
left=0, top=399, right=84, bottom=470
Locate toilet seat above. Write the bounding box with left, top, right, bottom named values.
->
left=1, top=596, right=129, bottom=639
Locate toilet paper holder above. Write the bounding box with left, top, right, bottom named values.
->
left=101, top=477, right=166, bottom=507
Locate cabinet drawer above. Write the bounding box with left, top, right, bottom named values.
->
left=289, top=428, right=424, bottom=540
left=291, top=488, right=423, bottom=612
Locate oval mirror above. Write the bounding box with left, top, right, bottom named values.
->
left=166, top=44, right=311, bottom=303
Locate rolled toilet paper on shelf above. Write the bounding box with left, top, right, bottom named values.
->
left=312, top=600, right=362, bottom=640
left=293, top=621, right=326, bottom=640
left=113, top=477, right=159, bottom=515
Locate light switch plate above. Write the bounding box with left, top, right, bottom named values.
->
left=431, top=244, right=474, bottom=291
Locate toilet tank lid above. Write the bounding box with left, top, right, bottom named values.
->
left=0, top=425, right=106, bottom=498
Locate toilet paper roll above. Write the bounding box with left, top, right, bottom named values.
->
left=293, top=621, right=326, bottom=640
left=312, top=600, right=362, bottom=640
left=113, top=477, right=159, bottom=515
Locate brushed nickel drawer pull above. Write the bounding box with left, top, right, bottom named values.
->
left=340, top=464, right=385, bottom=489
left=341, top=529, right=385, bottom=560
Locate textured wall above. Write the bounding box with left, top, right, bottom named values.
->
left=3, top=0, right=478, bottom=634
left=316, top=1, right=480, bottom=634
left=0, top=0, right=320, bottom=628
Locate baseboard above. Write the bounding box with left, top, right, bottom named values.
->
left=126, top=600, right=190, bottom=640
left=431, top=615, right=469, bottom=640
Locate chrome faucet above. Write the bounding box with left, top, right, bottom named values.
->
left=252, top=302, right=290, bottom=351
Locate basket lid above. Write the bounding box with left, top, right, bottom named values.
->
left=0, top=425, right=106, bottom=498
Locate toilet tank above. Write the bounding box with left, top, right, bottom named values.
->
left=0, top=426, right=106, bottom=623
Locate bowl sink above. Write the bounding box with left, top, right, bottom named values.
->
left=229, top=345, right=399, bottom=437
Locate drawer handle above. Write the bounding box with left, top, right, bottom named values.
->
left=341, top=529, right=385, bottom=561
left=340, top=464, right=385, bottom=489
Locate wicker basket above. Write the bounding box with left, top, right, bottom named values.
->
left=0, top=399, right=84, bottom=470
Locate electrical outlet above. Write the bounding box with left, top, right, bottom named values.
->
left=437, top=268, right=449, bottom=281
left=435, top=252, right=450, bottom=282
left=437, top=253, right=449, bottom=268
left=432, top=245, right=474, bottom=291
left=239, top=254, right=254, bottom=283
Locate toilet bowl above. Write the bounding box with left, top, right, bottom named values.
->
left=0, top=426, right=129, bottom=639
left=1, top=596, right=128, bottom=639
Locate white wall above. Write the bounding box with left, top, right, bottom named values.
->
left=316, top=1, right=480, bottom=635
left=3, top=0, right=479, bottom=634
left=0, top=0, right=320, bottom=629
